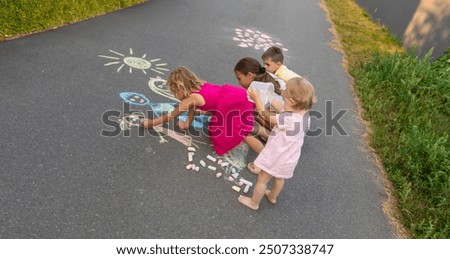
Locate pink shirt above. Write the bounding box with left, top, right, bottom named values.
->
left=254, top=112, right=307, bottom=179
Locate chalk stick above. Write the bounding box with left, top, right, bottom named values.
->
left=206, top=155, right=217, bottom=162
left=188, top=152, right=194, bottom=162
left=199, top=160, right=206, bottom=167
left=232, top=186, right=241, bottom=192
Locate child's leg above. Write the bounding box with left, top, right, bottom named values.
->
left=255, top=114, right=272, bottom=132
left=244, top=135, right=264, bottom=154
left=238, top=170, right=273, bottom=210
left=251, top=121, right=270, bottom=142
left=265, top=177, right=285, bottom=204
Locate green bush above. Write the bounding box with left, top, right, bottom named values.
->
left=354, top=49, right=450, bottom=238
left=0, top=0, right=146, bottom=41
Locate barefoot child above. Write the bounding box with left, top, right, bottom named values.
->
left=139, top=66, right=264, bottom=155
left=238, top=77, right=317, bottom=210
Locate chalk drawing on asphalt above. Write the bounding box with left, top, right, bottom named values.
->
left=99, top=48, right=169, bottom=75
left=233, top=28, right=288, bottom=52
left=118, top=91, right=209, bottom=146
left=148, top=76, right=178, bottom=101
left=147, top=77, right=248, bottom=171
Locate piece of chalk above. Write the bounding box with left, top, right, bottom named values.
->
left=187, top=147, right=196, bottom=152
left=186, top=164, right=193, bottom=170
left=231, top=167, right=237, bottom=174
left=221, top=162, right=229, bottom=167
left=239, top=178, right=252, bottom=186
left=217, top=159, right=223, bottom=165
left=243, top=184, right=251, bottom=193
left=199, top=160, right=206, bottom=167
left=231, top=172, right=239, bottom=179
left=194, top=166, right=200, bottom=172
left=188, top=152, right=194, bottom=162
left=215, top=172, right=222, bottom=178
left=208, top=165, right=216, bottom=171
left=206, top=155, right=217, bottom=162
left=232, top=186, right=241, bottom=192
left=228, top=176, right=234, bottom=181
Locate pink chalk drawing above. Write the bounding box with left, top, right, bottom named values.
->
left=233, top=28, right=288, bottom=52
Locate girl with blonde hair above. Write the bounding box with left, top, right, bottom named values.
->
left=239, top=77, right=317, bottom=210
left=140, top=66, right=264, bottom=155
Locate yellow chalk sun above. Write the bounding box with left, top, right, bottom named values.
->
left=99, top=48, right=169, bottom=75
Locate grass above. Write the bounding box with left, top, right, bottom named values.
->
left=324, top=0, right=450, bottom=238
left=0, top=0, right=147, bottom=41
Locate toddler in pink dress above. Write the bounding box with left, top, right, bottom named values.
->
left=239, top=77, right=317, bottom=210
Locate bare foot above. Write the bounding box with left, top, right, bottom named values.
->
left=238, top=195, right=259, bottom=210
left=265, top=190, right=277, bottom=204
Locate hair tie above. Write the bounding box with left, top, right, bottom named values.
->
left=258, top=66, right=266, bottom=74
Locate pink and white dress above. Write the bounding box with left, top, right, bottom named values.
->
left=254, top=112, right=307, bottom=179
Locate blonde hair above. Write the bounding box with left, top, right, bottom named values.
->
left=167, top=66, right=202, bottom=97
left=285, top=77, right=317, bottom=110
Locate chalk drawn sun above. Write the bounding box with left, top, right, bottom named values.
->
left=98, top=48, right=169, bottom=75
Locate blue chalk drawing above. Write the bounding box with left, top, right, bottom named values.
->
left=119, top=91, right=210, bottom=129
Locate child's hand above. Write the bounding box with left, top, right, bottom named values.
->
left=247, top=88, right=260, bottom=102
left=178, top=120, right=189, bottom=130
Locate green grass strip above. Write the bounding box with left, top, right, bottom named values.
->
left=0, top=0, right=147, bottom=41
left=324, top=0, right=450, bottom=238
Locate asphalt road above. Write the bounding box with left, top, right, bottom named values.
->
left=0, top=0, right=396, bottom=238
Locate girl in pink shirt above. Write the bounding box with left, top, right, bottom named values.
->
left=239, top=77, right=317, bottom=210
left=139, top=66, right=264, bottom=155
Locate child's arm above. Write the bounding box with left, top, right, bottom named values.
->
left=247, top=89, right=277, bottom=126
left=141, top=95, right=197, bottom=128
left=270, top=98, right=285, bottom=113
left=178, top=104, right=196, bottom=130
